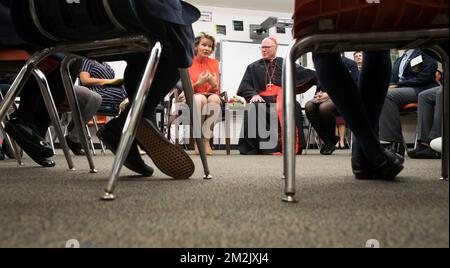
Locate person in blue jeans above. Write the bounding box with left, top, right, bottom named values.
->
left=312, top=51, right=404, bottom=180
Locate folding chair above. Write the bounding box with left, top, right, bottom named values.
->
left=0, top=48, right=74, bottom=168
left=0, top=0, right=210, bottom=201
left=282, top=0, right=449, bottom=202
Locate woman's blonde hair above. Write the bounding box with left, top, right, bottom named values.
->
left=194, top=32, right=216, bottom=53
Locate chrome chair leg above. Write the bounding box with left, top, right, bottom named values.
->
left=102, top=42, right=162, bottom=200
left=92, top=116, right=106, bottom=154
left=305, top=124, right=312, bottom=155
left=431, top=45, right=448, bottom=181
left=0, top=92, right=23, bottom=165
left=33, top=69, right=75, bottom=170
left=47, top=127, right=56, bottom=155
left=85, top=124, right=96, bottom=156
left=179, top=68, right=211, bottom=180
left=60, top=57, right=96, bottom=172
left=0, top=122, right=23, bottom=165
left=282, top=41, right=298, bottom=203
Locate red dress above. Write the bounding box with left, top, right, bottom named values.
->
left=188, top=55, right=220, bottom=94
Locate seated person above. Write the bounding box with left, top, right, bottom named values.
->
left=237, top=37, right=316, bottom=155
left=79, top=58, right=128, bottom=115
left=408, top=69, right=442, bottom=159
left=96, top=0, right=199, bottom=179
left=313, top=50, right=404, bottom=180
left=1, top=3, right=103, bottom=162
left=379, top=49, right=438, bottom=156
left=1, top=0, right=198, bottom=178
left=64, top=85, right=102, bottom=156
left=188, top=32, right=221, bottom=155
left=305, top=54, right=358, bottom=155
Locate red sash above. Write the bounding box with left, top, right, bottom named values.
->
left=259, top=84, right=299, bottom=155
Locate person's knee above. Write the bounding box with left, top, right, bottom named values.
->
left=304, top=101, right=315, bottom=116
left=207, top=94, right=221, bottom=104
left=194, top=94, right=207, bottom=105
left=318, top=102, right=335, bottom=116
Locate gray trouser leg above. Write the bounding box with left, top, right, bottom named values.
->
left=429, top=86, right=442, bottom=141
left=417, top=86, right=441, bottom=142
left=67, top=85, right=102, bottom=143
left=379, top=86, right=420, bottom=142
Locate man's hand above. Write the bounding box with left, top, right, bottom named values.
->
left=389, top=84, right=398, bottom=89
left=250, top=95, right=265, bottom=103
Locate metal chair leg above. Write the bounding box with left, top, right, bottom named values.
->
left=33, top=69, right=75, bottom=170
left=179, top=68, right=211, bottom=179
left=431, top=45, right=448, bottom=181
left=0, top=123, right=23, bottom=165
left=85, top=124, right=96, bottom=156
left=92, top=116, right=106, bottom=154
left=60, top=57, right=96, bottom=172
left=47, top=127, right=56, bottom=155
left=102, top=42, right=162, bottom=200
left=0, top=92, right=23, bottom=165
left=282, top=41, right=298, bottom=203
left=305, top=124, right=312, bottom=155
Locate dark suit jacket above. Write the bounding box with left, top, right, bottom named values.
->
left=316, top=56, right=359, bottom=92
left=391, top=49, right=438, bottom=89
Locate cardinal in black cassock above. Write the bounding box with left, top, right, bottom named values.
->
left=237, top=37, right=317, bottom=155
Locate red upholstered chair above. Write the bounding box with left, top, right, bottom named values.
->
left=282, top=0, right=449, bottom=202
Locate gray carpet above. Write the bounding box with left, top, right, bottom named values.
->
left=0, top=149, right=448, bottom=248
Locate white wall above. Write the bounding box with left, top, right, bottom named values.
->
left=191, top=5, right=318, bottom=104
left=192, top=5, right=294, bottom=44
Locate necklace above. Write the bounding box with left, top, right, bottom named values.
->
left=264, top=58, right=277, bottom=91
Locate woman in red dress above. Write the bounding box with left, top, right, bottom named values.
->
left=188, top=32, right=221, bottom=155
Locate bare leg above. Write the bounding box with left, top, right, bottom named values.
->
left=194, top=94, right=207, bottom=154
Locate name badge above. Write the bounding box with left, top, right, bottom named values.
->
left=410, top=55, right=423, bottom=67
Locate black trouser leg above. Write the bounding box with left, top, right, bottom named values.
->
left=312, top=52, right=390, bottom=167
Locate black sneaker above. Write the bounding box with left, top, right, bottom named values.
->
left=97, top=120, right=154, bottom=177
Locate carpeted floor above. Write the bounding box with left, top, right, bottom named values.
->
left=0, top=149, right=448, bottom=248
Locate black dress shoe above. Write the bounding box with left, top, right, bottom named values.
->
left=65, top=136, right=85, bottom=156
left=320, top=142, right=336, bottom=155
left=351, top=156, right=374, bottom=180
left=386, top=142, right=405, bottom=157
left=97, top=120, right=154, bottom=176
left=408, top=147, right=441, bottom=159
left=4, top=118, right=53, bottom=158
left=372, top=150, right=404, bottom=180
left=27, top=154, right=56, bottom=167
